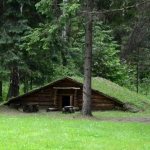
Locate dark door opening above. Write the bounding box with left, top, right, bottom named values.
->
left=62, top=96, right=70, bottom=107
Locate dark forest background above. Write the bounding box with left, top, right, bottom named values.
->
left=0, top=0, right=150, bottom=101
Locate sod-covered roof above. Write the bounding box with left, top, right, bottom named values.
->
left=4, top=76, right=150, bottom=110
left=72, top=77, right=150, bottom=110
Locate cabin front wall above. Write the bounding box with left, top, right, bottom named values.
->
left=56, top=89, right=77, bottom=109
left=10, top=79, right=122, bottom=110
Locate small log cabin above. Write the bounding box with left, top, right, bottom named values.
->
left=7, top=77, right=124, bottom=110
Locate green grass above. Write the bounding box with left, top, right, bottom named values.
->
left=0, top=109, right=150, bottom=150
left=72, top=77, right=150, bottom=110
left=93, top=110, right=150, bottom=118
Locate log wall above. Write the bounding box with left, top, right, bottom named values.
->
left=9, top=78, right=123, bottom=110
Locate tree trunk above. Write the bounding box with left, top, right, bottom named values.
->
left=0, top=80, right=2, bottom=102
left=23, top=77, right=29, bottom=93
left=136, top=63, right=139, bottom=93
left=82, top=0, right=93, bottom=116
left=136, top=48, right=140, bottom=93
left=30, top=75, right=33, bottom=90
left=7, top=66, right=19, bottom=98
left=61, top=0, right=68, bottom=66
left=61, top=50, right=68, bottom=66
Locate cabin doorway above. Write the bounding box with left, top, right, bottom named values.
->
left=62, top=96, right=71, bottom=107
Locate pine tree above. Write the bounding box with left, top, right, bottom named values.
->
left=82, top=0, right=93, bottom=116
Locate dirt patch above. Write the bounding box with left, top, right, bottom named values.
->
left=96, top=117, right=150, bottom=123
left=0, top=105, right=24, bottom=115
left=73, top=114, right=150, bottom=124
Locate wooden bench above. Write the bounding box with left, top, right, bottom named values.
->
left=46, top=107, right=58, bottom=112
left=23, top=103, right=39, bottom=113
left=62, top=106, right=75, bottom=113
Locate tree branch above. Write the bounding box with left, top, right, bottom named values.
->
left=81, top=0, right=150, bottom=14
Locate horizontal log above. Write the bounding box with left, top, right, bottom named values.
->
left=92, top=98, right=110, bottom=101
left=92, top=104, right=114, bottom=107
left=92, top=107, right=114, bottom=110
left=36, top=92, right=52, bottom=95
left=38, top=89, right=52, bottom=93
left=22, top=98, right=53, bottom=102
left=92, top=99, right=114, bottom=102
left=34, top=93, right=51, bottom=96
left=92, top=95, right=109, bottom=99
left=53, top=87, right=80, bottom=90
left=23, top=101, right=53, bottom=104
left=23, top=96, right=51, bottom=99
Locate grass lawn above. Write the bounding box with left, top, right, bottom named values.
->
left=0, top=107, right=150, bottom=150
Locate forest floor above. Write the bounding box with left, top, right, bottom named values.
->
left=0, top=106, right=150, bottom=150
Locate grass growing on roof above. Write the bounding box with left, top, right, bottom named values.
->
left=72, top=76, right=150, bottom=110
left=5, top=76, right=150, bottom=110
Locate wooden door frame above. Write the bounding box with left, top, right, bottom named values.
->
left=59, top=94, right=74, bottom=108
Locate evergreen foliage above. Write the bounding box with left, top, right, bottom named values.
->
left=0, top=0, right=150, bottom=101
left=92, top=22, right=129, bottom=85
